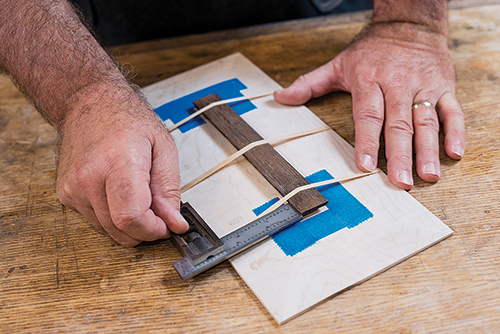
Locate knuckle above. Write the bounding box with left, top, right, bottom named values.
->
left=387, top=99, right=410, bottom=112
left=295, top=74, right=309, bottom=85
left=73, top=169, right=92, bottom=188
left=446, top=127, right=466, bottom=140
left=385, top=101, right=414, bottom=134
left=62, top=163, right=95, bottom=190
left=113, top=215, right=134, bottom=232
left=356, top=108, right=384, bottom=127
left=56, top=176, right=84, bottom=208
left=445, top=108, right=465, bottom=120
left=386, top=117, right=414, bottom=136
left=112, top=209, right=142, bottom=232
left=290, top=74, right=310, bottom=89
left=356, top=138, right=380, bottom=153
left=56, top=181, right=72, bottom=204
left=109, top=154, right=150, bottom=178
left=389, top=153, right=413, bottom=167
left=414, top=114, right=440, bottom=132
left=384, top=73, right=407, bottom=88
left=425, top=148, right=440, bottom=157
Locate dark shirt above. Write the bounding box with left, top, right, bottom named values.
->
left=72, top=0, right=373, bottom=46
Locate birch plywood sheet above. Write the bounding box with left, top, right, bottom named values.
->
left=143, top=53, right=453, bottom=324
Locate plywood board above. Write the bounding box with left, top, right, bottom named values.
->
left=143, top=53, right=453, bottom=324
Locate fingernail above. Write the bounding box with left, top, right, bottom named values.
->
left=452, top=142, right=464, bottom=157
left=275, top=89, right=284, bottom=94
left=360, top=154, right=376, bottom=171
left=397, top=170, right=413, bottom=186
left=423, top=162, right=439, bottom=177
left=175, top=210, right=189, bottom=228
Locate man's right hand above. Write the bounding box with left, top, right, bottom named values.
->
left=1, top=0, right=188, bottom=246
left=56, top=83, right=189, bottom=246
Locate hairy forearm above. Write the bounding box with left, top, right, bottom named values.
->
left=372, top=0, right=448, bottom=36
left=0, top=0, right=131, bottom=129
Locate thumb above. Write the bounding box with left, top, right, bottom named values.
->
left=274, top=59, right=345, bottom=105
left=154, top=196, right=189, bottom=235
left=150, top=132, right=189, bottom=235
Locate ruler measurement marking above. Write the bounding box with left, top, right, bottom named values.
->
left=173, top=204, right=302, bottom=279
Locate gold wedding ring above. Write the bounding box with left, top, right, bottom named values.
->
left=412, top=101, right=434, bottom=110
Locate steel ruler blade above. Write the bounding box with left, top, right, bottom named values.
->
left=173, top=204, right=302, bottom=279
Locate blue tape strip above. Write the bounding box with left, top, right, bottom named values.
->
left=154, top=78, right=256, bottom=133
left=252, top=197, right=280, bottom=217
left=253, top=169, right=373, bottom=257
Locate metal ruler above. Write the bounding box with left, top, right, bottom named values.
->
left=173, top=204, right=302, bottom=280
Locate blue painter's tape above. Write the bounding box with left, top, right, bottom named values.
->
left=305, top=169, right=373, bottom=229
left=253, top=169, right=373, bottom=257
left=252, top=197, right=279, bottom=217
left=154, top=78, right=257, bottom=133
left=272, top=210, right=345, bottom=256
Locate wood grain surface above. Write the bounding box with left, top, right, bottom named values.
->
left=2, top=1, right=500, bottom=332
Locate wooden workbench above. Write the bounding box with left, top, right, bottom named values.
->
left=1, top=1, right=500, bottom=332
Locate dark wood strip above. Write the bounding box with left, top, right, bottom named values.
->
left=193, top=93, right=327, bottom=216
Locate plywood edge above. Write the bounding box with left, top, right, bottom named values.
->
left=231, top=228, right=453, bottom=325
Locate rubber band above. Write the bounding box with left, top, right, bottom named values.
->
left=167, top=91, right=275, bottom=132
left=173, top=90, right=381, bottom=226
left=255, top=168, right=382, bottom=219
left=180, top=126, right=331, bottom=193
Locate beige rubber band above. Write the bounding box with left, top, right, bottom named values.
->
left=167, top=91, right=275, bottom=132
left=180, top=126, right=331, bottom=193
left=255, top=168, right=382, bottom=219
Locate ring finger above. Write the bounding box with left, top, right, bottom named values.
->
left=412, top=99, right=441, bottom=182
